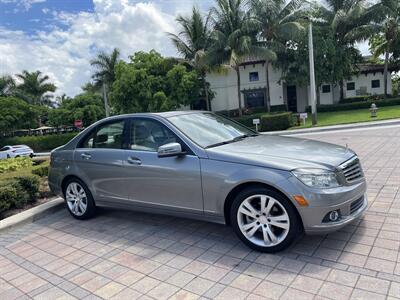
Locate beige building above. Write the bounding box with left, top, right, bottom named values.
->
left=207, top=60, right=394, bottom=113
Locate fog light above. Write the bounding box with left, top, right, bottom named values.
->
left=329, top=210, right=340, bottom=222
left=322, top=210, right=341, bottom=223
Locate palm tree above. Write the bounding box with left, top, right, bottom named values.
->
left=208, top=0, right=276, bottom=116
left=251, top=0, right=305, bottom=111
left=168, top=7, right=212, bottom=110
left=0, top=75, right=16, bottom=97
left=366, top=0, right=400, bottom=97
left=90, top=48, right=121, bottom=117
left=316, top=0, right=371, bottom=101
left=16, top=70, right=56, bottom=105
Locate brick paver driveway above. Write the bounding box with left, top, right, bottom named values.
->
left=1, top=126, right=399, bottom=300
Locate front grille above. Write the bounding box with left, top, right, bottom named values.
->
left=339, top=156, right=363, bottom=183
left=350, top=196, right=364, bottom=214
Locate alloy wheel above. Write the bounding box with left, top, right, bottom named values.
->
left=65, top=182, right=88, bottom=217
left=237, top=194, right=290, bottom=247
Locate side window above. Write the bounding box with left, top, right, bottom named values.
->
left=79, top=120, right=125, bottom=149
left=130, top=119, right=178, bottom=152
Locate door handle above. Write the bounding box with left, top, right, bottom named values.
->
left=127, top=156, right=142, bottom=165
left=81, top=153, right=91, bottom=160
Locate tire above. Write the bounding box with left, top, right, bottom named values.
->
left=230, top=186, right=301, bottom=253
left=63, top=178, right=96, bottom=220
left=6, top=154, right=10, bottom=159
left=29, top=153, right=34, bottom=158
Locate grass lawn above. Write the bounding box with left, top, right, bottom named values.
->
left=292, top=105, right=400, bottom=129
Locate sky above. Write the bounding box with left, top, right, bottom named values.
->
left=0, top=0, right=369, bottom=97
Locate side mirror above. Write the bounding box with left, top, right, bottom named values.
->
left=157, top=142, right=184, bottom=158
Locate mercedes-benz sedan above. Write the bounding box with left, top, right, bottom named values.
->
left=49, top=111, right=367, bottom=252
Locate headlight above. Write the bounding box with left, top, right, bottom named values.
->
left=292, top=168, right=340, bottom=188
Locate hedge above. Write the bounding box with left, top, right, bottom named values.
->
left=0, top=157, right=32, bottom=173
left=217, top=104, right=288, bottom=117
left=0, top=132, right=78, bottom=152
left=0, top=175, right=40, bottom=215
left=307, top=97, right=400, bottom=113
left=260, top=112, right=293, bottom=131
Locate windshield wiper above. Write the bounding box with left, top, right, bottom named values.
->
left=205, top=134, right=257, bottom=149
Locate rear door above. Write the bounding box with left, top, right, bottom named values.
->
left=74, top=119, right=131, bottom=203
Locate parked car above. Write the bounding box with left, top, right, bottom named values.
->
left=49, top=112, right=367, bottom=252
left=0, top=145, right=34, bottom=159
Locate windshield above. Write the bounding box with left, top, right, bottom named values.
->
left=168, top=113, right=256, bottom=148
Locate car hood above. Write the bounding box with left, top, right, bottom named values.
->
left=206, top=135, right=355, bottom=171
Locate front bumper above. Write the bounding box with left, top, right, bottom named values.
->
left=303, top=193, right=368, bottom=234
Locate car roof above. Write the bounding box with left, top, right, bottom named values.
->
left=102, top=110, right=209, bottom=121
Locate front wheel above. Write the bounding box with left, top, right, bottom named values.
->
left=63, top=178, right=96, bottom=220
left=231, top=186, right=301, bottom=253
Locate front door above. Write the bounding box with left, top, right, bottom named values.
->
left=74, top=119, right=130, bottom=202
left=287, top=85, right=297, bottom=112
left=123, top=118, right=203, bottom=213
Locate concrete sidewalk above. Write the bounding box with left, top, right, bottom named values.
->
left=263, top=118, right=400, bottom=135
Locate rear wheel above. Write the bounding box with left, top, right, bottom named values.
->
left=63, top=178, right=96, bottom=220
left=230, top=186, right=300, bottom=253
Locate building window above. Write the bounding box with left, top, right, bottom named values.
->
left=347, top=82, right=355, bottom=91
left=245, top=90, right=264, bottom=108
left=371, top=79, right=380, bottom=88
left=322, top=85, right=331, bottom=93
left=249, top=72, right=259, bottom=82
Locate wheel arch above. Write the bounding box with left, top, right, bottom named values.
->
left=223, top=181, right=304, bottom=230
left=61, top=175, right=89, bottom=195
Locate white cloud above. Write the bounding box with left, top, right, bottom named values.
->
left=0, top=0, right=182, bottom=96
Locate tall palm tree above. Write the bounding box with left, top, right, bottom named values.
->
left=90, top=48, right=121, bottom=117
left=366, top=0, right=400, bottom=97
left=168, top=7, right=212, bottom=110
left=0, top=75, right=16, bottom=97
left=208, top=0, right=276, bottom=116
left=16, top=70, right=56, bottom=105
left=251, top=0, right=305, bottom=111
left=316, top=0, right=371, bottom=101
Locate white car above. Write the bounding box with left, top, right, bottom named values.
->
left=0, top=145, right=35, bottom=159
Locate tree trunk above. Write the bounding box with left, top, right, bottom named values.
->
left=103, top=82, right=110, bottom=117
left=265, top=61, right=271, bottom=112
left=203, top=72, right=210, bottom=111
left=339, top=79, right=344, bottom=102
left=235, top=66, right=243, bottom=117
left=384, top=51, right=389, bottom=98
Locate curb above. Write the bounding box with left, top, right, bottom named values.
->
left=262, top=118, right=400, bottom=135
left=0, top=197, right=64, bottom=233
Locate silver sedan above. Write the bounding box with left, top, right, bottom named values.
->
left=49, top=111, right=367, bottom=252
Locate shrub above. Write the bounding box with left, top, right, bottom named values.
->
left=261, top=112, right=293, bottom=131
left=32, top=161, right=49, bottom=177
left=0, top=132, right=78, bottom=152
left=306, top=97, right=400, bottom=112
left=0, top=157, right=32, bottom=173
left=234, top=112, right=266, bottom=128
left=0, top=185, right=16, bottom=214
left=16, top=175, right=39, bottom=203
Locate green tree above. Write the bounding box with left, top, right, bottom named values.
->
left=367, top=0, right=400, bottom=97
left=208, top=0, right=275, bottom=116
left=90, top=48, right=121, bottom=116
left=316, top=0, right=371, bottom=101
left=0, top=75, right=16, bottom=97
left=0, top=97, right=38, bottom=135
left=168, top=6, right=213, bottom=110
left=15, top=70, right=56, bottom=106
left=48, top=93, right=105, bottom=127
left=110, top=50, right=201, bottom=113
left=251, top=0, right=305, bottom=111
